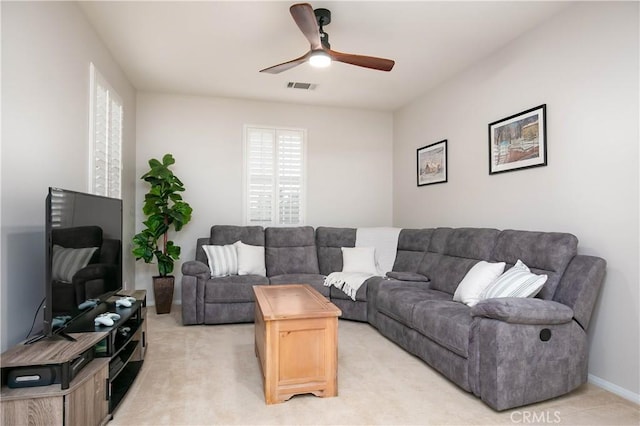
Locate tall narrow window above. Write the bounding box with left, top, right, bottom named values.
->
left=89, top=63, right=122, bottom=199
left=244, top=126, right=306, bottom=226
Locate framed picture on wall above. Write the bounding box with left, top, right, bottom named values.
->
left=489, top=104, right=547, bottom=175
left=417, top=140, right=447, bottom=186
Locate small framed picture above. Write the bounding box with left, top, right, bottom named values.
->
left=488, top=104, right=547, bottom=175
left=417, top=140, right=447, bottom=186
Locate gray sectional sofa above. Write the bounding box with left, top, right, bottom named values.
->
left=181, top=225, right=606, bottom=411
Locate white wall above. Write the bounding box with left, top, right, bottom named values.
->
left=393, top=3, right=639, bottom=400
left=0, top=2, right=136, bottom=351
left=135, top=93, right=393, bottom=305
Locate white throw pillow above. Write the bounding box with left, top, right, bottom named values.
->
left=202, top=244, right=238, bottom=277
left=453, top=261, right=506, bottom=307
left=52, top=245, right=98, bottom=283
left=341, top=247, right=377, bottom=275
left=480, top=259, right=548, bottom=300
left=233, top=241, right=266, bottom=276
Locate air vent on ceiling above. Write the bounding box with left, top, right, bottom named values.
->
left=287, top=82, right=316, bottom=90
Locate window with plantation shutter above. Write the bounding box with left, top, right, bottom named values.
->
left=244, top=126, right=306, bottom=226
left=89, top=63, right=122, bottom=199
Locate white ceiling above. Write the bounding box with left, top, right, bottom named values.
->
left=79, top=1, right=571, bottom=112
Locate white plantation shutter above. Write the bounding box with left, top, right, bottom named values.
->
left=247, top=129, right=275, bottom=224
left=277, top=130, right=303, bottom=225
left=107, top=97, right=122, bottom=198
left=245, top=126, right=306, bottom=226
left=90, top=63, right=122, bottom=199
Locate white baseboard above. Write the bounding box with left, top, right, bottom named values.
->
left=588, top=374, right=640, bottom=404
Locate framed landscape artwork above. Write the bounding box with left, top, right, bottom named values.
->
left=417, top=140, right=447, bottom=186
left=488, top=104, right=547, bottom=175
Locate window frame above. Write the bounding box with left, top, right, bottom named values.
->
left=242, top=125, right=307, bottom=227
left=88, top=63, right=123, bottom=199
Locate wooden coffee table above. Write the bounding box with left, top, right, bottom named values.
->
left=253, top=284, right=341, bottom=404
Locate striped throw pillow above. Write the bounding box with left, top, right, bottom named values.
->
left=480, top=259, right=547, bottom=300
left=203, top=244, right=238, bottom=277
left=52, top=245, right=98, bottom=283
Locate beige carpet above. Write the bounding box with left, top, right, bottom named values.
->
left=110, top=306, right=639, bottom=425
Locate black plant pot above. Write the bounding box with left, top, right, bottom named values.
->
left=153, top=275, right=174, bottom=314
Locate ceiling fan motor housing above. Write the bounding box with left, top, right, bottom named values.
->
left=314, top=8, right=331, bottom=26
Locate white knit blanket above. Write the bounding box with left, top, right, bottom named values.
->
left=324, top=227, right=401, bottom=301
left=324, top=272, right=374, bottom=301
left=356, top=227, right=401, bottom=275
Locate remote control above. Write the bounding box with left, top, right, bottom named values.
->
left=94, top=312, right=121, bottom=327
left=52, top=315, right=72, bottom=328
left=78, top=299, right=99, bottom=310
left=115, top=296, right=136, bottom=308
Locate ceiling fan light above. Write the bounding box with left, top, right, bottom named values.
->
left=309, top=51, right=331, bottom=68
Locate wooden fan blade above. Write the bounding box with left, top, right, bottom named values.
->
left=290, top=3, right=322, bottom=50
left=328, top=49, right=395, bottom=72
left=259, top=52, right=311, bottom=74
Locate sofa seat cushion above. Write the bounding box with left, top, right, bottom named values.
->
left=268, top=274, right=329, bottom=297
left=377, top=286, right=451, bottom=327
left=204, top=275, right=269, bottom=303
left=411, top=299, right=473, bottom=358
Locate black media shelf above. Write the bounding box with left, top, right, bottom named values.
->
left=111, top=321, right=141, bottom=357
left=65, top=296, right=147, bottom=417
left=109, top=339, right=139, bottom=379
left=110, top=360, right=143, bottom=413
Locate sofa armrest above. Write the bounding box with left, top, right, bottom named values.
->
left=181, top=261, right=209, bottom=325
left=385, top=271, right=429, bottom=282
left=182, top=260, right=210, bottom=278
left=471, top=297, right=574, bottom=325
left=469, top=312, right=587, bottom=410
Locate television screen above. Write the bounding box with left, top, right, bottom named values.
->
left=44, top=187, right=122, bottom=338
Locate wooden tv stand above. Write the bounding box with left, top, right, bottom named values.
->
left=0, top=290, right=147, bottom=426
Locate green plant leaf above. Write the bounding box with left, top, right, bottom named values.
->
left=162, top=154, right=176, bottom=166
left=156, top=251, right=174, bottom=276
left=134, top=153, right=192, bottom=276
left=166, top=241, right=181, bottom=260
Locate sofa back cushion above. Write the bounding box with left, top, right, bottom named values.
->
left=421, top=228, right=500, bottom=295
left=195, top=237, right=211, bottom=264
left=491, top=230, right=578, bottom=300
left=315, top=227, right=357, bottom=275
left=392, top=229, right=432, bottom=272
left=210, top=225, right=265, bottom=246
left=195, top=226, right=265, bottom=266
left=265, top=226, right=319, bottom=276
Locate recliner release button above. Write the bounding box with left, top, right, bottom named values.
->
left=540, top=328, right=552, bottom=342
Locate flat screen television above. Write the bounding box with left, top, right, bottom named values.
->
left=39, top=187, right=123, bottom=341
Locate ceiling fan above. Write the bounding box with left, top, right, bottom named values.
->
left=260, top=3, right=395, bottom=74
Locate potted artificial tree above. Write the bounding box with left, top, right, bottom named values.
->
left=132, top=154, right=192, bottom=314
